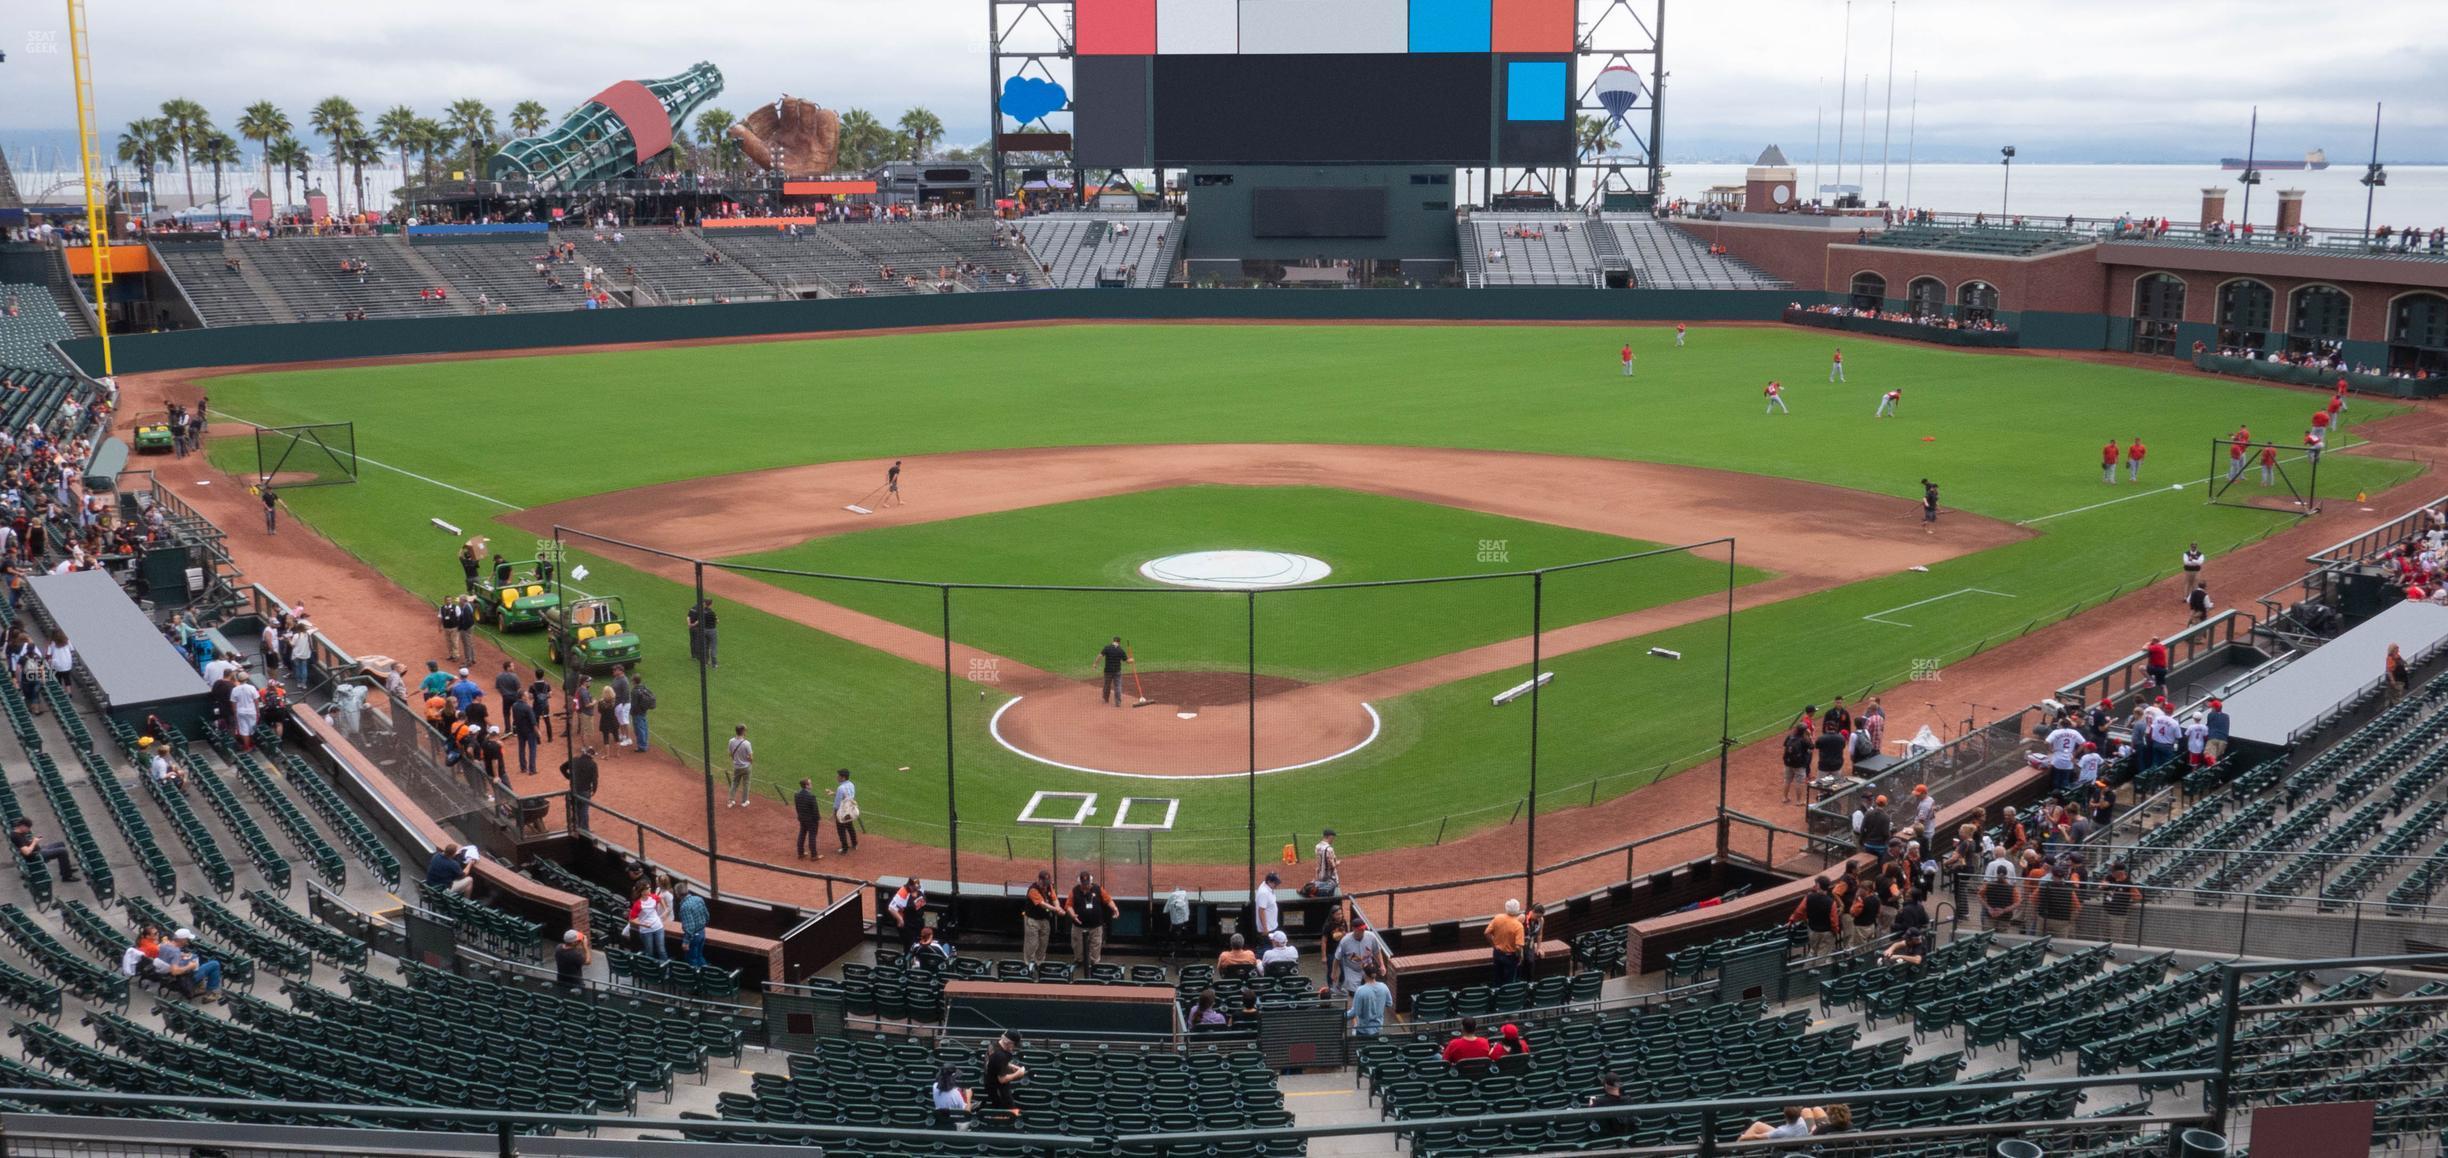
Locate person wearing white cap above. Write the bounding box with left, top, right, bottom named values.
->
left=555, top=928, right=590, bottom=989
left=155, top=928, right=224, bottom=1002
left=1260, top=929, right=1300, bottom=970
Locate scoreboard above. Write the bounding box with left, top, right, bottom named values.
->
left=1072, top=0, right=1577, bottom=168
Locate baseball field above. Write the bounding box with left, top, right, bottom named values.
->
left=198, top=322, right=2419, bottom=861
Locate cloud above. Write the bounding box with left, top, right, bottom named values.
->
left=999, top=77, right=1067, bottom=126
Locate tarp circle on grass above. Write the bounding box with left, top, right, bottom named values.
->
left=1138, top=550, right=1331, bottom=590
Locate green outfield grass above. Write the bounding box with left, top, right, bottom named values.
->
left=201, top=324, right=2424, bottom=860
left=728, top=485, right=1764, bottom=682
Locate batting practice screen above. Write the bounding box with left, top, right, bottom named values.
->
left=1072, top=0, right=1575, bottom=167
left=252, top=422, right=360, bottom=488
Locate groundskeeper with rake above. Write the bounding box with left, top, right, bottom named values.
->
left=1096, top=636, right=1148, bottom=708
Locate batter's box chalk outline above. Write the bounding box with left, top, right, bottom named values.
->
left=1862, top=588, right=2017, bottom=628
left=1111, top=798, right=1181, bottom=831
left=1016, top=790, right=1098, bottom=826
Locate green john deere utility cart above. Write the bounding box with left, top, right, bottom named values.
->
left=131, top=413, right=175, bottom=454
left=544, top=595, right=642, bottom=672
left=469, top=561, right=561, bottom=631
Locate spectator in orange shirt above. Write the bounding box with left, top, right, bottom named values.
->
left=1484, top=900, right=1526, bottom=984
left=1214, top=934, right=1258, bottom=976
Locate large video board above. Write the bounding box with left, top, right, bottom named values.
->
left=1072, top=0, right=1576, bottom=167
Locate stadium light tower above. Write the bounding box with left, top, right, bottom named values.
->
left=1575, top=0, right=1667, bottom=210
left=2360, top=102, right=2386, bottom=242
left=1998, top=145, right=2014, bottom=220
left=986, top=0, right=1078, bottom=204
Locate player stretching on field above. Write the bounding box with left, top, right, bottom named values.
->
left=1674, top=323, right=1687, bottom=348
left=1829, top=347, right=1845, bottom=382
left=1874, top=389, right=1901, bottom=418
left=1764, top=380, right=1788, bottom=414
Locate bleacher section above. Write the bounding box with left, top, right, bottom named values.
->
left=1461, top=214, right=1600, bottom=287
left=1608, top=216, right=1789, bottom=289
left=150, top=242, right=292, bottom=328
left=238, top=236, right=468, bottom=323
left=1865, top=223, right=2093, bottom=257
left=566, top=228, right=779, bottom=305
left=0, top=283, right=74, bottom=369
left=1015, top=213, right=1179, bottom=288
left=409, top=238, right=599, bottom=313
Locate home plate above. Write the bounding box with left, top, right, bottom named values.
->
left=1177, top=711, right=1198, bottom=720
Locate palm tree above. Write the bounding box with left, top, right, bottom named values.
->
left=374, top=105, right=420, bottom=190
left=446, top=99, right=498, bottom=179
left=411, top=117, right=451, bottom=187
left=194, top=131, right=241, bottom=223
left=115, top=118, right=170, bottom=211
left=307, top=96, right=362, bottom=218
left=158, top=98, right=212, bottom=210
left=340, top=134, right=383, bottom=218
left=897, top=108, right=945, bottom=161
left=510, top=100, right=550, bottom=139
left=235, top=101, right=289, bottom=200
left=693, top=108, right=736, bottom=174
left=1575, top=115, right=1619, bottom=161
left=838, top=109, right=889, bottom=171
left=266, top=136, right=310, bottom=207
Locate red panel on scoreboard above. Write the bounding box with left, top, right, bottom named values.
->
left=1077, top=0, right=1159, bottom=54
left=1491, top=0, right=1574, bottom=52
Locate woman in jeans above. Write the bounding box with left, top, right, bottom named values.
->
left=628, top=882, right=668, bottom=961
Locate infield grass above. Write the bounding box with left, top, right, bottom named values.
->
left=729, top=485, right=1765, bottom=681
left=202, top=324, right=2423, bottom=859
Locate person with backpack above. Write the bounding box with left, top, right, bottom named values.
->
left=1781, top=723, right=1813, bottom=804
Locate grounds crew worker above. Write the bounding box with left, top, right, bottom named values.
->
left=1096, top=636, right=1130, bottom=708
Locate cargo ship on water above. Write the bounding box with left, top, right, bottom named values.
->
left=2221, top=148, right=2328, bottom=171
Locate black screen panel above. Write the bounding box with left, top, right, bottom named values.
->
left=1252, top=187, right=1388, bottom=238
left=1074, top=56, right=1152, bottom=168
left=1150, top=53, right=1494, bottom=165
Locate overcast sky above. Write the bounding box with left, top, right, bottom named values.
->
left=0, top=0, right=2438, bottom=168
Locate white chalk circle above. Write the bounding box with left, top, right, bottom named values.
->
left=1138, top=550, right=1332, bottom=590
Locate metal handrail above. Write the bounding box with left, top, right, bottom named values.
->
left=2306, top=492, right=2448, bottom=567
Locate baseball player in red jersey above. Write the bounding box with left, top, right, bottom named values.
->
left=1620, top=344, right=1635, bottom=378
left=1764, top=380, right=1789, bottom=414
left=2226, top=437, right=2249, bottom=483
left=1674, top=323, right=1687, bottom=348
left=1874, top=389, right=1901, bottom=418
left=2311, top=406, right=2332, bottom=442
left=2103, top=439, right=2120, bottom=483
left=2334, top=377, right=2350, bottom=413
left=2127, top=438, right=2147, bottom=482
left=2305, top=427, right=2325, bottom=465
left=1829, top=347, right=1846, bottom=382
left=2259, top=444, right=2279, bottom=485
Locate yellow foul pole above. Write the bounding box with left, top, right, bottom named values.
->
left=64, top=0, right=114, bottom=376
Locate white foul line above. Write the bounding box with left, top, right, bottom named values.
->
left=210, top=408, right=520, bottom=510
left=986, top=696, right=1384, bottom=780
left=2020, top=446, right=2341, bottom=527
left=1862, top=587, right=2017, bottom=628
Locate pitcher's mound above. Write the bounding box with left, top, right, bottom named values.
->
left=990, top=671, right=1380, bottom=778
